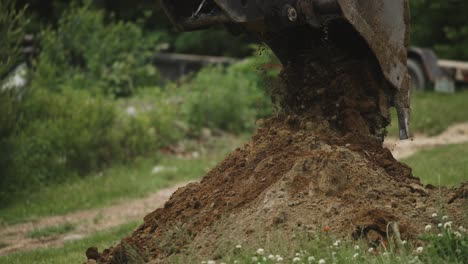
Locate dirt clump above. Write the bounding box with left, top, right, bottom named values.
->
left=91, top=48, right=467, bottom=264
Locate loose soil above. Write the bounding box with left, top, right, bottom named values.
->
left=92, top=39, right=467, bottom=263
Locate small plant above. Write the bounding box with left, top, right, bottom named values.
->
left=27, top=223, right=75, bottom=239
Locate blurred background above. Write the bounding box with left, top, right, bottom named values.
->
left=0, top=0, right=467, bottom=262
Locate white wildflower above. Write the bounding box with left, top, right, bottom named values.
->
left=251, top=256, right=258, bottom=262
left=459, top=226, right=466, bottom=232
left=454, top=231, right=462, bottom=238
left=256, top=248, right=265, bottom=255
left=444, top=221, right=453, bottom=229
left=437, top=233, right=443, bottom=237
left=354, top=245, right=360, bottom=250
left=293, top=257, right=301, bottom=262
left=425, top=224, right=432, bottom=232
left=333, top=240, right=341, bottom=247
left=268, top=254, right=275, bottom=260
left=235, top=244, right=242, bottom=249
left=416, top=247, right=423, bottom=254
left=442, top=215, right=449, bottom=220
left=368, top=247, right=374, bottom=253
left=277, top=256, right=284, bottom=262
left=401, top=240, right=408, bottom=245
left=438, top=223, right=443, bottom=228
left=308, top=256, right=315, bottom=262
left=207, top=261, right=215, bottom=264
left=201, top=261, right=207, bottom=264
left=431, top=213, right=438, bottom=218
left=353, top=253, right=359, bottom=259
left=296, top=252, right=301, bottom=257
left=318, top=259, right=326, bottom=264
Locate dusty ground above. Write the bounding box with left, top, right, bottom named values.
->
left=0, top=184, right=185, bottom=256
left=385, top=122, right=468, bottom=159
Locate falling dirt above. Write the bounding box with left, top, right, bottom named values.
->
left=385, top=122, right=468, bottom=160
left=90, top=30, right=467, bottom=264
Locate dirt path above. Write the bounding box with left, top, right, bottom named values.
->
left=0, top=183, right=188, bottom=256
left=385, top=122, right=468, bottom=159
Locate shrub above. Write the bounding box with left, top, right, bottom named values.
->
left=31, top=1, right=159, bottom=96
left=182, top=47, right=275, bottom=134
left=0, top=87, right=161, bottom=203
left=183, top=63, right=272, bottom=134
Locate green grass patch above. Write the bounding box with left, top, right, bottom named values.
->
left=403, top=143, right=468, bottom=187
left=0, top=222, right=139, bottom=264
left=27, top=223, right=76, bottom=239
left=171, top=227, right=467, bottom=264
left=388, top=90, right=468, bottom=137
left=2, top=220, right=466, bottom=264
left=0, top=135, right=246, bottom=224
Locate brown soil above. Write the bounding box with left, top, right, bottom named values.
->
left=92, top=41, right=467, bottom=264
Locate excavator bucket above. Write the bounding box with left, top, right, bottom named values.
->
left=160, top=0, right=411, bottom=139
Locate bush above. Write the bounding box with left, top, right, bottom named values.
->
left=183, top=58, right=273, bottom=133
left=31, top=1, right=159, bottom=96
left=0, top=87, right=163, bottom=203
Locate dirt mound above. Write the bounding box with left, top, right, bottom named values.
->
left=91, top=45, right=467, bottom=264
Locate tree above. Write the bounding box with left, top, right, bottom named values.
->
left=410, top=0, right=468, bottom=60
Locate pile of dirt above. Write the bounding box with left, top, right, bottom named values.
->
left=90, top=44, right=467, bottom=264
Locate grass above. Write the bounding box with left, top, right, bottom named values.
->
left=0, top=222, right=139, bottom=264
left=171, top=225, right=468, bottom=264
left=27, top=223, right=76, bottom=239
left=387, top=90, right=468, bottom=137
left=2, top=219, right=466, bottom=264
left=0, top=135, right=247, bottom=225
left=403, top=143, right=468, bottom=187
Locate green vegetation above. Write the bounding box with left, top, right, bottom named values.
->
left=186, top=228, right=468, bottom=264
left=3, top=220, right=466, bottom=264
left=0, top=134, right=245, bottom=224
left=388, top=90, right=468, bottom=137
left=0, top=222, right=139, bottom=264
left=0, top=2, right=270, bottom=207
left=0, top=0, right=28, bottom=77
left=184, top=65, right=271, bottom=134
left=403, top=143, right=468, bottom=187
left=27, top=223, right=75, bottom=239
left=32, top=2, right=159, bottom=96
left=410, top=0, right=468, bottom=60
